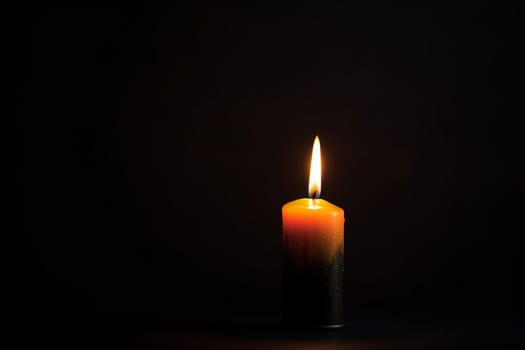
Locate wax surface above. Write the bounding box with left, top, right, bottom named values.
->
left=282, top=198, right=344, bottom=268
left=282, top=197, right=345, bottom=326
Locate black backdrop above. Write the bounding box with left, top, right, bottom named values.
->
left=17, top=2, right=523, bottom=331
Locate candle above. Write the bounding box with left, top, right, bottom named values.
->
left=282, top=136, right=345, bottom=328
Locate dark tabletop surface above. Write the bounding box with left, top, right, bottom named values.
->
left=35, top=316, right=523, bottom=349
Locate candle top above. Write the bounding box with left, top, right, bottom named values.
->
left=283, top=198, right=343, bottom=216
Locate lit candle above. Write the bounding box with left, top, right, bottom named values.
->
left=282, top=136, right=345, bottom=328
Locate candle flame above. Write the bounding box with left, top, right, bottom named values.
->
left=308, top=136, right=321, bottom=198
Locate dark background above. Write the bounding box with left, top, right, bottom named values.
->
left=16, top=1, right=523, bottom=344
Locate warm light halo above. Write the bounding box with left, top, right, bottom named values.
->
left=308, top=136, right=321, bottom=198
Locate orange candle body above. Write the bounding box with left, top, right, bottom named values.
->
left=282, top=199, right=344, bottom=268
left=282, top=198, right=345, bottom=328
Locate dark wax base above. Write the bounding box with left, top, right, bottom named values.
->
left=283, top=322, right=345, bottom=330
left=283, top=247, right=344, bottom=327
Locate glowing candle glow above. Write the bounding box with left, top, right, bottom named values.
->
left=282, top=136, right=345, bottom=328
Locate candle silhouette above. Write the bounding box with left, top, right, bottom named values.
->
left=282, top=136, right=345, bottom=328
